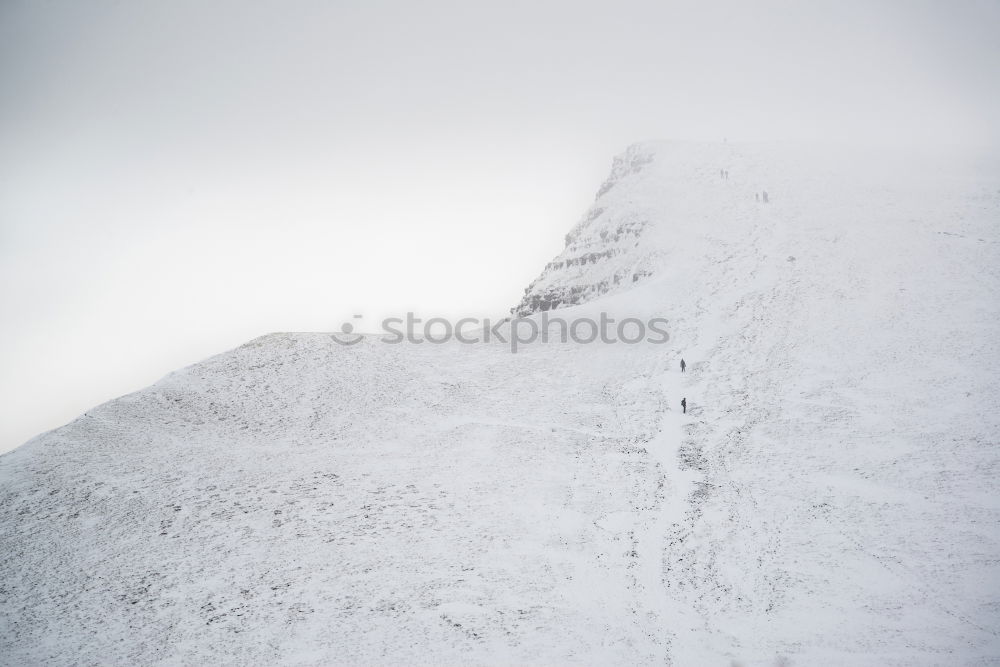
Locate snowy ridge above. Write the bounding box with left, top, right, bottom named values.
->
left=514, top=142, right=662, bottom=316
left=513, top=141, right=759, bottom=316
left=2, top=142, right=999, bottom=665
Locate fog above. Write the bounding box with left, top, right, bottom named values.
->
left=1, top=0, right=998, bottom=452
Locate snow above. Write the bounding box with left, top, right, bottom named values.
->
left=2, top=141, right=999, bottom=665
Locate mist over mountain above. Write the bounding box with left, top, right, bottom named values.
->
left=1, top=142, right=998, bottom=665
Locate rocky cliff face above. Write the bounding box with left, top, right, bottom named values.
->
left=512, top=140, right=745, bottom=316
left=513, top=143, right=660, bottom=316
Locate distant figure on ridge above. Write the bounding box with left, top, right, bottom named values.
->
left=680, top=358, right=686, bottom=372
left=681, top=397, right=687, bottom=414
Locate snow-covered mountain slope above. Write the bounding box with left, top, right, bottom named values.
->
left=2, top=142, right=999, bottom=665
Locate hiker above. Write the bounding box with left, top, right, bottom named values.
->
left=762, top=190, right=769, bottom=203
left=680, top=358, right=686, bottom=372
left=681, top=397, right=687, bottom=414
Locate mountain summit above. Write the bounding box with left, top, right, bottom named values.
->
left=2, top=142, right=998, bottom=665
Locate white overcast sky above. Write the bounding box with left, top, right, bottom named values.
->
left=1, top=0, right=998, bottom=452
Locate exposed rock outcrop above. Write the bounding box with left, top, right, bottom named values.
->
left=513, top=143, right=660, bottom=316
